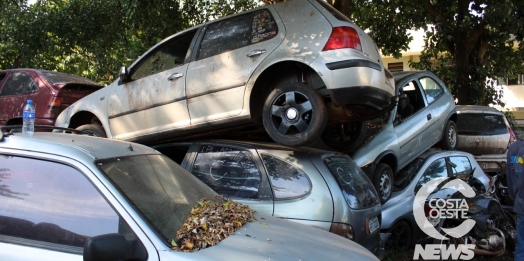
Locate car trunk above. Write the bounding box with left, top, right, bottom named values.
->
left=456, top=112, right=510, bottom=155
left=48, top=83, right=102, bottom=117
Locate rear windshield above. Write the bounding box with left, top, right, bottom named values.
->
left=40, top=71, right=98, bottom=85
left=324, top=155, right=379, bottom=209
left=457, top=113, right=508, bottom=135
left=315, top=0, right=353, bottom=23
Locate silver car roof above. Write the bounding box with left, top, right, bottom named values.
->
left=456, top=105, right=502, bottom=114
left=0, top=132, right=159, bottom=160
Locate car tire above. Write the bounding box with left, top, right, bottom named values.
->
left=321, top=121, right=367, bottom=153
left=262, top=82, right=327, bottom=147
left=373, top=163, right=393, bottom=204
left=76, top=124, right=107, bottom=138
left=440, top=120, right=457, bottom=150
left=385, top=221, right=412, bottom=252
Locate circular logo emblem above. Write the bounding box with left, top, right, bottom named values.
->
left=413, top=177, right=476, bottom=240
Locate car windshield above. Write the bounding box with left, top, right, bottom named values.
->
left=457, top=113, right=508, bottom=135
left=40, top=71, right=98, bottom=85
left=96, top=154, right=216, bottom=244
left=324, top=156, right=379, bottom=209
left=394, top=158, right=426, bottom=190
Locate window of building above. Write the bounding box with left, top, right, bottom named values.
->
left=388, top=62, right=403, bottom=72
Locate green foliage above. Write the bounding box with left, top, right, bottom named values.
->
left=349, top=0, right=524, bottom=106
left=0, top=0, right=258, bottom=85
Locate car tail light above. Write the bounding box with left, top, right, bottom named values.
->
left=509, top=127, right=517, bottom=147
left=330, top=223, right=354, bottom=241
left=322, top=27, right=362, bottom=52
left=47, top=97, right=62, bottom=117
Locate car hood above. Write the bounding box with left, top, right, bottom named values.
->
left=160, top=212, right=378, bottom=261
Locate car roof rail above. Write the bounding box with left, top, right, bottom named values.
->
left=0, top=125, right=82, bottom=134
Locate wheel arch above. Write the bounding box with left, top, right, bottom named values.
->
left=248, top=60, right=327, bottom=126
left=375, top=151, right=398, bottom=173
left=69, top=111, right=107, bottom=133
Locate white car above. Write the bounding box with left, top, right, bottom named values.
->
left=54, top=0, right=395, bottom=149
left=0, top=130, right=379, bottom=261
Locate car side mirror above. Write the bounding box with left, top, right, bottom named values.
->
left=119, top=66, right=130, bottom=84
left=84, top=233, right=145, bottom=261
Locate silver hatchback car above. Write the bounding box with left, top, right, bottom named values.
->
left=380, top=149, right=492, bottom=251
left=153, top=140, right=383, bottom=257
left=350, top=71, right=457, bottom=203
left=0, top=131, right=379, bottom=261
left=54, top=0, right=395, bottom=149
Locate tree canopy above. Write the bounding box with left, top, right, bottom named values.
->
left=348, top=0, right=524, bottom=106
left=0, top=0, right=258, bottom=85
left=2, top=0, right=523, bottom=107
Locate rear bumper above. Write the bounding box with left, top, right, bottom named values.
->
left=474, top=152, right=507, bottom=175
left=311, top=55, right=395, bottom=110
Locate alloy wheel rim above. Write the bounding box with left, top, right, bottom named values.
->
left=269, top=91, right=313, bottom=136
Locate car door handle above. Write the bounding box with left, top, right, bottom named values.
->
left=247, top=49, right=266, bottom=57
left=168, top=73, right=184, bottom=81
left=427, top=114, right=432, bottom=120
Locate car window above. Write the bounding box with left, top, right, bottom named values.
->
left=415, top=158, right=448, bottom=193
left=131, top=30, right=197, bottom=81
left=198, top=9, right=278, bottom=60
left=0, top=155, right=119, bottom=249
left=0, top=72, right=39, bottom=96
left=324, top=155, right=379, bottom=209
left=420, top=76, right=444, bottom=104
left=448, top=156, right=472, bottom=179
left=261, top=153, right=311, bottom=199
left=457, top=112, right=508, bottom=135
left=98, top=154, right=215, bottom=245
left=394, top=158, right=425, bottom=190
left=40, top=71, right=98, bottom=85
left=191, top=145, right=262, bottom=199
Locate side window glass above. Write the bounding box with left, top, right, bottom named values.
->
left=191, top=145, right=262, bottom=199
left=420, top=77, right=444, bottom=104
left=448, top=156, right=472, bottom=178
left=415, top=158, right=447, bottom=193
left=261, top=154, right=311, bottom=199
left=131, top=30, right=197, bottom=81
left=0, top=155, right=120, bottom=248
left=0, top=72, right=39, bottom=96
left=198, top=9, right=277, bottom=60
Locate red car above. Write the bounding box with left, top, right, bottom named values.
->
left=0, top=69, right=101, bottom=128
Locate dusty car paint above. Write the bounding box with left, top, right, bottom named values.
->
left=55, top=0, right=395, bottom=148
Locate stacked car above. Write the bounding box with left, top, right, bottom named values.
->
left=1, top=0, right=516, bottom=259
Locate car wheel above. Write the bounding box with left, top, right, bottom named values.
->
left=385, top=221, right=412, bottom=252
left=373, top=163, right=393, bottom=204
left=440, top=120, right=457, bottom=150
left=76, top=124, right=107, bottom=138
left=321, top=121, right=367, bottom=153
left=262, top=82, right=327, bottom=147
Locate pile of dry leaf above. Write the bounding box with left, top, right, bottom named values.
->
left=171, top=195, right=256, bottom=252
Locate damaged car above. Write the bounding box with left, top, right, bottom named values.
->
left=349, top=71, right=457, bottom=203
left=153, top=139, right=383, bottom=257
left=54, top=0, right=395, bottom=149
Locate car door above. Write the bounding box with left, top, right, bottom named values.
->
left=0, top=71, right=39, bottom=125
left=107, top=29, right=198, bottom=140
left=186, top=143, right=274, bottom=215
left=418, top=76, right=451, bottom=147
left=0, top=154, right=147, bottom=261
left=186, top=8, right=283, bottom=125
left=394, top=79, right=433, bottom=168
